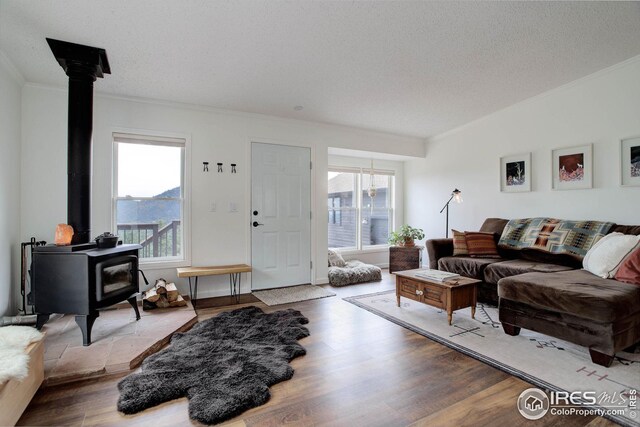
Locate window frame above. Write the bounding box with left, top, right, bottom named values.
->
left=327, top=166, right=395, bottom=253
left=112, top=130, right=191, bottom=269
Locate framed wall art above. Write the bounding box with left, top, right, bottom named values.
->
left=621, top=136, right=640, bottom=187
left=500, top=153, right=531, bottom=192
left=552, top=144, right=593, bottom=190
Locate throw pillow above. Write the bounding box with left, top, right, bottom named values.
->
left=452, top=229, right=469, bottom=256
left=583, top=232, right=640, bottom=278
left=615, top=247, right=640, bottom=286
left=464, top=232, right=500, bottom=258
left=328, top=249, right=346, bottom=267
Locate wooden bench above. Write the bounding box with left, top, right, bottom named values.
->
left=176, top=264, right=252, bottom=309
left=0, top=338, right=44, bottom=426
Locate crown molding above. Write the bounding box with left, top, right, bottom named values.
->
left=22, top=82, right=424, bottom=144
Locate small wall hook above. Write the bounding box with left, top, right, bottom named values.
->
left=231, top=163, right=237, bottom=173
left=203, top=162, right=209, bottom=172
left=217, top=163, right=223, bottom=173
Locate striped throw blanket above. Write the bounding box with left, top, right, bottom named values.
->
left=498, top=217, right=614, bottom=259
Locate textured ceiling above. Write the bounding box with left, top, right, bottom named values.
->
left=1, top=1, right=640, bottom=138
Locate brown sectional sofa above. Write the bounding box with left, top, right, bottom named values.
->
left=426, top=218, right=640, bottom=367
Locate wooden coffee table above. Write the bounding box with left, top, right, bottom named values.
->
left=394, top=269, right=481, bottom=325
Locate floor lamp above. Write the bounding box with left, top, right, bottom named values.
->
left=439, top=189, right=463, bottom=238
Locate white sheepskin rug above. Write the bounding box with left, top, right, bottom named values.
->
left=0, top=326, right=43, bottom=383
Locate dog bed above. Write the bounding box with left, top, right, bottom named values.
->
left=328, top=260, right=382, bottom=287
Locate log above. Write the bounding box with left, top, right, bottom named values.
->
left=168, top=295, right=187, bottom=307
left=165, top=283, right=179, bottom=302
left=155, top=279, right=167, bottom=295
left=142, top=287, right=161, bottom=303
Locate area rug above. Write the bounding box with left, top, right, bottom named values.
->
left=253, top=284, right=335, bottom=306
left=117, top=306, right=309, bottom=424
left=345, top=291, right=640, bottom=427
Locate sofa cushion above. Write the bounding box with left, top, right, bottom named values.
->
left=479, top=218, right=509, bottom=235
left=483, top=260, right=574, bottom=285
left=438, top=256, right=503, bottom=281
left=452, top=230, right=469, bottom=256
left=498, top=269, right=640, bottom=323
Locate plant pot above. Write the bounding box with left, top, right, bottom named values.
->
left=403, top=238, right=415, bottom=247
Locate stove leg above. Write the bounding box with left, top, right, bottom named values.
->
left=35, top=313, right=50, bottom=330
left=76, top=312, right=98, bottom=346
left=128, top=296, right=141, bottom=321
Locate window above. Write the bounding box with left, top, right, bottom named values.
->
left=327, top=170, right=357, bottom=248
left=113, top=132, right=189, bottom=264
left=328, top=167, right=394, bottom=250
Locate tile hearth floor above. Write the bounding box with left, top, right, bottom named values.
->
left=40, top=301, right=197, bottom=386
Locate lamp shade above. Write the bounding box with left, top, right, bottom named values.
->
left=452, top=188, right=463, bottom=203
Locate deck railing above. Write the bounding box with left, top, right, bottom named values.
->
left=117, top=220, right=181, bottom=258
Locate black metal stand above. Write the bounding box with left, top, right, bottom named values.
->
left=188, top=276, right=199, bottom=310
left=188, top=272, right=242, bottom=310
left=229, top=273, right=241, bottom=303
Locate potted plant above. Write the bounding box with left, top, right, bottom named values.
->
left=388, top=225, right=425, bottom=247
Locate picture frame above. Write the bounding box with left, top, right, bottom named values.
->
left=620, top=136, right=640, bottom=187
left=500, top=153, right=531, bottom=192
left=552, top=144, right=593, bottom=190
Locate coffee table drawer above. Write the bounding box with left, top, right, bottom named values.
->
left=397, top=277, right=422, bottom=302
left=422, top=283, right=445, bottom=305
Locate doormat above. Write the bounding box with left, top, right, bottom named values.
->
left=344, top=290, right=640, bottom=427
left=253, top=284, right=336, bottom=306
left=117, top=306, right=309, bottom=425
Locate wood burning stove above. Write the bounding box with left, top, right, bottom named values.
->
left=32, top=244, right=142, bottom=346
left=31, top=38, right=143, bottom=346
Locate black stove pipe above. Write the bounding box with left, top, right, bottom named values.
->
left=47, top=38, right=110, bottom=244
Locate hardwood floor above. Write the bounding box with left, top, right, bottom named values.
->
left=18, top=272, right=615, bottom=426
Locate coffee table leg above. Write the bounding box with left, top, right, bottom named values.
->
left=396, top=294, right=400, bottom=307
left=447, top=311, right=453, bottom=325
left=471, top=283, right=477, bottom=319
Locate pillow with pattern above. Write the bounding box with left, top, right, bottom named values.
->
left=464, top=232, right=501, bottom=258
left=328, top=249, right=346, bottom=267
left=452, top=229, right=469, bottom=256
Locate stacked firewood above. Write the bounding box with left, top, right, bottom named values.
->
left=142, top=279, right=187, bottom=310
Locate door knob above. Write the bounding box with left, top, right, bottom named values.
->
left=253, top=221, right=264, bottom=227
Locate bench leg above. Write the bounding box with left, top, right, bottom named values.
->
left=502, top=323, right=521, bottom=336
left=188, top=276, right=198, bottom=310
left=589, top=349, right=614, bottom=367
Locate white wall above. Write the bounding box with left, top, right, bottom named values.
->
left=20, top=85, right=425, bottom=300
left=327, top=154, right=405, bottom=268
left=405, top=57, right=640, bottom=246
left=0, top=53, right=23, bottom=316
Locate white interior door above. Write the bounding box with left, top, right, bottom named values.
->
left=251, top=142, right=311, bottom=290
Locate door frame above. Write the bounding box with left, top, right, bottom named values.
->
left=246, top=138, right=317, bottom=289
